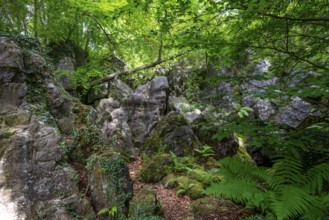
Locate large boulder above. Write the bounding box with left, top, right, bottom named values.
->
left=129, top=185, right=162, bottom=218
left=139, top=153, right=173, bottom=183
left=144, top=112, right=201, bottom=157
left=122, top=76, right=169, bottom=146
left=109, top=78, right=133, bottom=102
left=275, top=96, right=321, bottom=128
left=88, top=155, right=133, bottom=219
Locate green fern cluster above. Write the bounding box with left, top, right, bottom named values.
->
left=205, top=151, right=329, bottom=220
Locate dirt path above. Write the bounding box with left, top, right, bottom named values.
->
left=128, top=157, right=193, bottom=219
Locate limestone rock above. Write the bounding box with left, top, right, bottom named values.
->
left=254, top=99, right=276, bottom=120
left=144, top=112, right=201, bottom=157
left=47, top=83, right=75, bottom=134
left=104, top=108, right=137, bottom=159
left=275, top=96, right=320, bottom=128
left=169, top=96, right=203, bottom=124
left=0, top=36, right=93, bottom=219
left=123, top=76, right=169, bottom=146
left=109, top=78, right=133, bottom=101
left=0, top=37, right=24, bottom=71
left=88, top=155, right=133, bottom=218
left=139, top=153, right=173, bottom=183
left=129, top=185, right=162, bottom=217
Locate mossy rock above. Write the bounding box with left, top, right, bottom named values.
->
left=0, top=128, right=16, bottom=139
left=129, top=185, right=163, bottom=218
left=139, top=153, right=173, bottom=183
left=176, top=176, right=205, bottom=199
left=191, top=196, right=249, bottom=220
left=188, top=168, right=214, bottom=186
left=162, top=173, right=179, bottom=189
left=205, top=157, right=221, bottom=168
left=88, top=155, right=133, bottom=217
left=187, top=181, right=205, bottom=199
left=4, top=112, right=30, bottom=126
left=144, top=112, right=201, bottom=157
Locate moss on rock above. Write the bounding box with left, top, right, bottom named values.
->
left=144, top=112, right=201, bottom=157
left=129, top=185, right=163, bottom=218
left=139, top=153, right=173, bottom=183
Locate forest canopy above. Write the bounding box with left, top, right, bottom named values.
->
left=1, top=0, right=328, bottom=75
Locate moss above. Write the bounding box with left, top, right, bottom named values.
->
left=162, top=173, right=179, bottom=189
left=144, top=112, right=200, bottom=156
left=129, top=185, right=163, bottom=217
left=0, top=128, right=16, bottom=139
left=139, top=153, right=173, bottom=183
left=205, top=157, right=221, bottom=168
left=188, top=168, right=212, bottom=186
left=187, top=182, right=205, bottom=199
left=4, top=112, right=31, bottom=127
left=191, top=196, right=228, bottom=217
left=175, top=176, right=205, bottom=199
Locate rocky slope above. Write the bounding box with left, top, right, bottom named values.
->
left=1, top=35, right=325, bottom=219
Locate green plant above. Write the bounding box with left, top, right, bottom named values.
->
left=170, top=152, right=193, bottom=172
left=231, top=105, right=254, bottom=119
left=98, top=206, right=118, bottom=218
left=194, top=145, right=215, bottom=158
left=177, top=182, right=195, bottom=195
left=206, top=153, right=329, bottom=220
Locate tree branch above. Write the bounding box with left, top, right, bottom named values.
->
left=89, top=50, right=191, bottom=86
left=248, top=45, right=328, bottom=71
left=83, top=13, right=116, bottom=47
left=259, top=13, right=329, bottom=22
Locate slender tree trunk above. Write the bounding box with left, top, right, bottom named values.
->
left=33, top=0, right=38, bottom=39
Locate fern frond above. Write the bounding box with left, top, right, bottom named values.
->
left=205, top=180, right=266, bottom=209
left=270, top=154, right=304, bottom=188
left=272, top=185, right=321, bottom=220
left=304, top=162, right=329, bottom=194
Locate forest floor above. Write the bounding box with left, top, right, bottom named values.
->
left=128, top=157, right=250, bottom=220
left=128, top=157, right=193, bottom=219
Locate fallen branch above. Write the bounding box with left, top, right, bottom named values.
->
left=89, top=50, right=190, bottom=86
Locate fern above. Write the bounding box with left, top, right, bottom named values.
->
left=206, top=156, right=329, bottom=219
left=304, top=162, right=329, bottom=194
left=271, top=185, right=320, bottom=220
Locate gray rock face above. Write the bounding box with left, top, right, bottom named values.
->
left=275, top=97, right=320, bottom=128
left=109, top=78, right=133, bottom=101
left=88, top=156, right=133, bottom=218
left=94, top=76, right=170, bottom=157
left=95, top=76, right=171, bottom=157
left=105, top=108, right=137, bottom=158
left=0, top=36, right=94, bottom=219
left=168, top=96, right=203, bottom=124
left=0, top=37, right=24, bottom=71
left=47, top=83, right=75, bottom=134
left=254, top=99, right=276, bottom=121
left=144, top=112, right=201, bottom=157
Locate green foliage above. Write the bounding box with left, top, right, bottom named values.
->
left=98, top=206, right=118, bottom=217
left=194, top=145, right=215, bottom=158
left=62, top=122, right=104, bottom=164
left=170, top=151, right=194, bottom=173
left=177, top=182, right=195, bottom=196
left=206, top=153, right=329, bottom=220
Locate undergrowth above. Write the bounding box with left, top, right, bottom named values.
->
left=206, top=128, right=329, bottom=220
